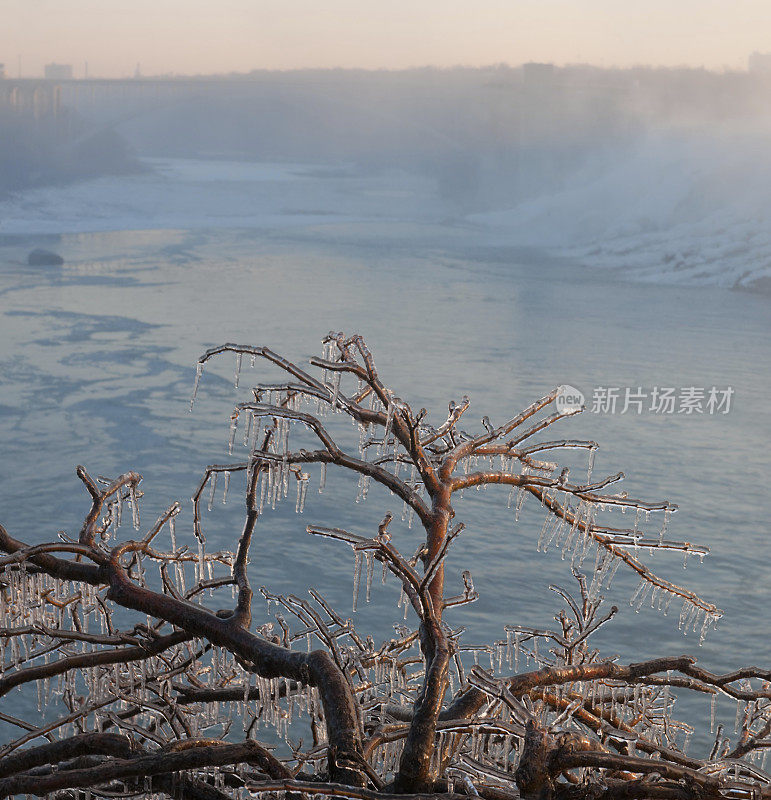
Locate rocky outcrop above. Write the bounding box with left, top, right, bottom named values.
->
left=28, top=248, right=64, bottom=266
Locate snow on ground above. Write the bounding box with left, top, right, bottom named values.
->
left=471, top=132, right=771, bottom=291
left=0, top=158, right=442, bottom=237
left=3, top=139, right=771, bottom=291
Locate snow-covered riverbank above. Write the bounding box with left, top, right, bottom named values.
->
left=2, top=149, right=771, bottom=291
left=471, top=133, right=771, bottom=291
left=0, top=157, right=443, bottom=236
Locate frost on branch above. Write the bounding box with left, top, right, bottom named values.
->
left=0, top=331, right=765, bottom=800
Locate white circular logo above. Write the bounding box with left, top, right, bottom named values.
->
left=555, top=385, right=585, bottom=415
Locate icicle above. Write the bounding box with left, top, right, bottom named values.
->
left=561, top=521, right=578, bottom=560
left=711, top=692, right=717, bottom=732
left=629, top=578, right=647, bottom=608
left=604, top=556, right=621, bottom=589
left=515, top=486, right=527, bottom=522
left=249, top=416, right=261, bottom=452
left=271, top=463, right=280, bottom=509
left=222, top=470, right=230, bottom=504
left=234, top=352, right=242, bottom=388
left=365, top=552, right=374, bottom=603
left=699, top=613, right=713, bottom=645
left=259, top=470, right=267, bottom=514
left=242, top=410, right=252, bottom=447
left=128, top=484, right=140, bottom=530
left=634, top=582, right=651, bottom=613
left=650, top=583, right=662, bottom=608
left=228, top=412, right=238, bottom=454
left=691, top=606, right=705, bottom=635
left=587, top=446, right=596, bottom=483
left=660, top=507, right=671, bottom=545
left=207, top=472, right=218, bottom=512
left=679, top=600, right=690, bottom=630
left=352, top=551, right=362, bottom=611
left=384, top=401, right=395, bottom=442
left=319, top=462, right=327, bottom=493
left=190, top=362, right=203, bottom=411
left=299, top=475, right=309, bottom=513
left=683, top=603, right=698, bottom=633
left=537, top=515, right=550, bottom=552
left=507, top=485, right=517, bottom=508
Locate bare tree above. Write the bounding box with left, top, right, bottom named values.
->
left=0, top=332, right=767, bottom=800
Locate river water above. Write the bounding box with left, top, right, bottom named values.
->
left=0, top=158, right=769, bottom=749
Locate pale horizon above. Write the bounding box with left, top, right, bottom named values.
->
left=4, top=0, right=771, bottom=79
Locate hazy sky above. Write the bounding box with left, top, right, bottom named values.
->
left=4, top=0, right=771, bottom=78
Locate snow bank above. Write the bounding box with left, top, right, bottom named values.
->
left=471, top=131, right=771, bottom=291
left=0, top=158, right=438, bottom=237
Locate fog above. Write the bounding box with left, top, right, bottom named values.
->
left=3, top=64, right=771, bottom=287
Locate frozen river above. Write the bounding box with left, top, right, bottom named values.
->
left=0, top=157, right=769, bottom=746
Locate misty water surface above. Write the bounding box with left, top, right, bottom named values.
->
left=0, top=159, right=769, bottom=748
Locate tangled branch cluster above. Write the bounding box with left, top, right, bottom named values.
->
left=0, top=332, right=766, bottom=800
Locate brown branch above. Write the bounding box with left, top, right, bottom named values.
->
left=443, top=389, right=559, bottom=470
left=394, top=617, right=451, bottom=792
left=245, top=777, right=470, bottom=800
left=102, top=560, right=366, bottom=786
left=76, top=467, right=143, bottom=547
left=0, top=523, right=102, bottom=585
left=0, top=515, right=365, bottom=786
left=441, top=656, right=697, bottom=722
left=0, top=631, right=190, bottom=698
left=0, top=733, right=137, bottom=779
left=265, top=447, right=432, bottom=525
left=0, top=740, right=279, bottom=797
left=231, top=465, right=259, bottom=627
left=553, top=749, right=721, bottom=791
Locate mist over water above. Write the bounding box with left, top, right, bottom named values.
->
left=4, top=66, right=771, bottom=288
left=0, top=64, right=770, bottom=749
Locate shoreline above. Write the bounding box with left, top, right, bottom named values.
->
left=1, top=155, right=769, bottom=293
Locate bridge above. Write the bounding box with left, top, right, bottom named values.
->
left=0, top=79, right=62, bottom=117
left=0, top=76, right=286, bottom=119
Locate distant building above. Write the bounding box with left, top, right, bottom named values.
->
left=748, top=52, right=771, bottom=73
left=0, top=63, right=5, bottom=79
left=44, top=63, right=73, bottom=80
